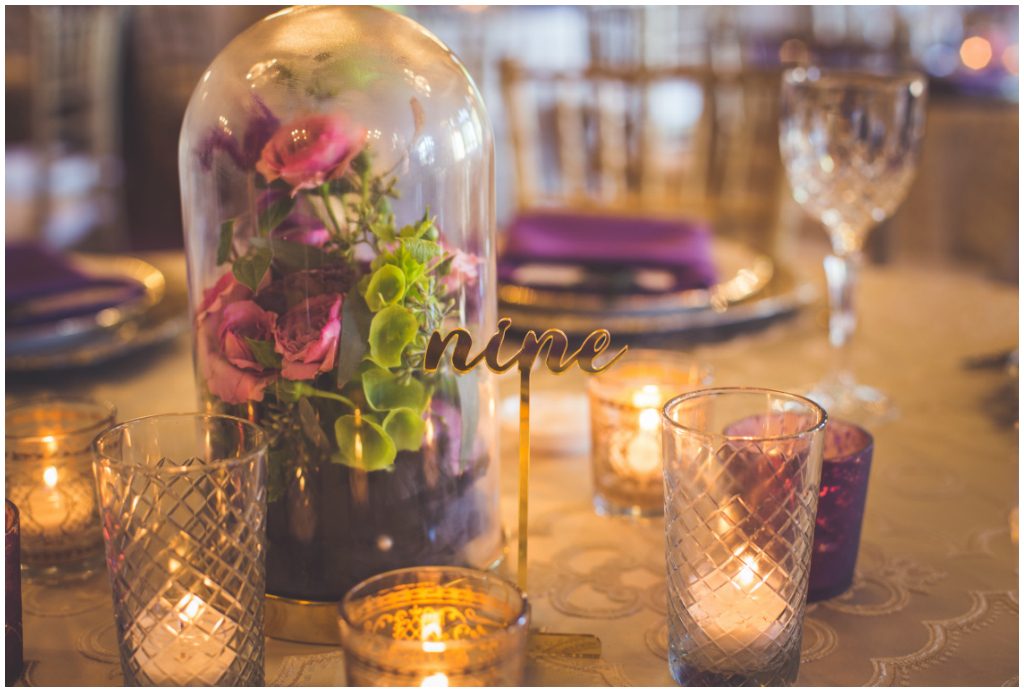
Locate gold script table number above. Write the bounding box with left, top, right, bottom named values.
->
left=423, top=318, right=628, bottom=591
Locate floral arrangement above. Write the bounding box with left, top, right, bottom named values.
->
left=196, top=99, right=480, bottom=501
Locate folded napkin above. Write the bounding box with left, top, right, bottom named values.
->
left=499, top=211, right=717, bottom=294
left=6, top=243, right=145, bottom=328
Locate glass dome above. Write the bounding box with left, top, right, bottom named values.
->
left=179, top=6, right=499, bottom=607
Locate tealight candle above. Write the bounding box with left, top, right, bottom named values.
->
left=133, top=592, right=239, bottom=685
left=340, top=566, right=529, bottom=686
left=5, top=396, right=115, bottom=582
left=588, top=351, right=711, bottom=517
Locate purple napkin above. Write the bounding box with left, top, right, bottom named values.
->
left=6, top=243, right=145, bottom=328
left=499, top=211, right=717, bottom=294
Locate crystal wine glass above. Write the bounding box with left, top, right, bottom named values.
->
left=780, top=66, right=928, bottom=421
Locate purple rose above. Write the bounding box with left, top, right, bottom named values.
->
left=256, top=115, right=364, bottom=195
left=274, top=293, right=344, bottom=380
left=198, top=96, right=280, bottom=172
left=270, top=213, right=331, bottom=248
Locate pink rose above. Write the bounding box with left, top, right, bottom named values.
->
left=256, top=115, right=364, bottom=195
left=197, top=300, right=277, bottom=405
left=442, top=248, right=482, bottom=294
left=274, top=293, right=343, bottom=380
left=217, top=301, right=277, bottom=371
left=197, top=272, right=253, bottom=318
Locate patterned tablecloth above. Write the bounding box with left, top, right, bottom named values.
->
left=8, top=252, right=1018, bottom=686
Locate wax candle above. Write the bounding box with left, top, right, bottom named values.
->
left=134, top=592, right=238, bottom=686
left=589, top=352, right=711, bottom=517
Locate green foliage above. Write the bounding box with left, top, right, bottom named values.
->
left=383, top=408, right=425, bottom=452
left=217, top=220, right=234, bottom=265
left=244, top=338, right=282, bottom=369
left=333, top=413, right=396, bottom=471
left=335, top=292, right=372, bottom=390
left=364, top=265, right=405, bottom=311
left=258, top=194, right=295, bottom=235
left=368, top=304, right=418, bottom=368
left=232, top=248, right=272, bottom=292
left=362, top=365, right=428, bottom=412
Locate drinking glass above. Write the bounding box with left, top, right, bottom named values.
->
left=780, top=67, right=928, bottom=420
left=662, top=387, right=827, bottom=685
left=93, top=414, right=267, bottom=686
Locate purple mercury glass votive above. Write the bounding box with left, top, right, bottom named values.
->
left=807, top=419, right=874, bottom=602
left=6, top=500, right=23, bottom=685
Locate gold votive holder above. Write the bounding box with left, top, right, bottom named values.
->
left=339, top=566, right=530, bottom=686
left=5, top=395, right=115, bottom=583
left=587, top=350, right=711, bottom=517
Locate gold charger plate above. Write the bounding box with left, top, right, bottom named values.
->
left=6, top=253, right=189, bottom=372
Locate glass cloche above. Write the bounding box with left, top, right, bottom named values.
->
left=178, top=5, right=500, bottom=616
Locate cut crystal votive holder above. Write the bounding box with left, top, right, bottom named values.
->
left=808, top=419, right=874, bottom=602
left=5, top=395, right=115, bottom=583
left=588, top=350, right=711, bottom=517
left=339, top=566, right=530, bottom=686
left=662, top=388, right=827, bottom=686
left=6, top=500, right=23, bottom=686
left=93, top=413, right=267, bottom=686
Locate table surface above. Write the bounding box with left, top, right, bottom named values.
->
left=10, top=250, right=1019, bottom=686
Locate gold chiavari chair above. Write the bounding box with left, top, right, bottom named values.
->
left=499, top=59, right=785, bottom=256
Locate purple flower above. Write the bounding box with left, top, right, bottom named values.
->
left=198, top=96, right=280, bottom=172
left=271, top=213, right=331, bottom=248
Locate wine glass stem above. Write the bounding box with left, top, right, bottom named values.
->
left=823, top=251, right=863, bottom=378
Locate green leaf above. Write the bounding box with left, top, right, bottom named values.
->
left=368, top=304, right=418, bottom=368
left=362, top=365, right=428, bottom=412
left=267, top=449, right=287, bottom=503
left=258, top=194, right=295, bottom=235
left=217, top=220, right=234, bottom=265
left=364, top=265, right=406, bottom=312
left=232, top=248, right=272, bottom=292
left=297, top=398, right=330, bottom=451
left=333, top=413, right=396, bottom=471
left=383, top=408, right=426, bottom=452
left=402, top=238, right=442, bottom=264
left=264, top=236, right=327, bottom=272
left=335, top=291, right=372, bottom=390
left=244, top=337, right=282, bottom=369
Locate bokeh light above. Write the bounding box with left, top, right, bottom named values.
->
left=960, top=36, right=993, bottom=70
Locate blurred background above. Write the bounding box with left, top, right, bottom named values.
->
left=5, top=5, right=1019, bottom=281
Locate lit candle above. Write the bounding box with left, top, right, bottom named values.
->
left=688, top=549, right=788, bottom=654
left=134, top=590, right=238, bottom=685
left=589, top=353, right=711, bottom=517
left=418, top=610, right=449, bottom=686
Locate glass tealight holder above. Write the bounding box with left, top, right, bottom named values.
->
left=5, top=395, right=115, bottom=582
left=588, top=350, right=711, bottom=517
left=93, top=413, right=268, bottom=686
left=339, top=566, right=529, bottom=686
left=808, top=419, right=874, bottom=602
left=663, top=388, right=827, bottom=686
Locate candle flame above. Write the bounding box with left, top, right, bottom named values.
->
left=420, top=610, right=446, bottom=653
left=737, top=555, right=759, bottom=587
left=175, top=593, right=206, bottom=625
left=632, top=384, right=662, bottom=409
left=41, top=435, right=59, bottom=455
left=43, top=466, right=59, bottom=488
left=420, top=673, right=449, bottom=687
left=638, top=407, right=660, bottom=432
